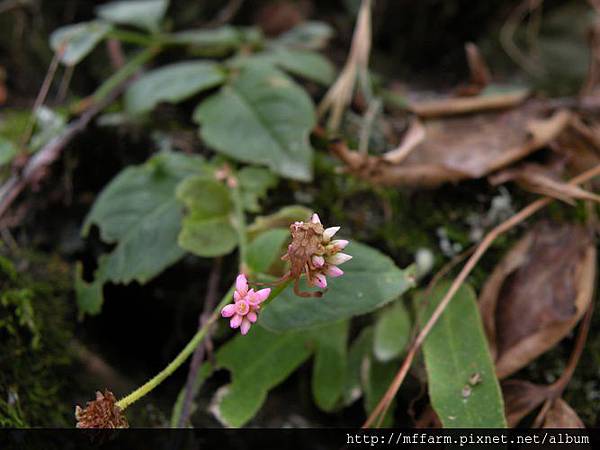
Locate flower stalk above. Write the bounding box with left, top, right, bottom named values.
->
left=115, top=285, right=235, bottom=411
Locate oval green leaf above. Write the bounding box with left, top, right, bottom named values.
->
left=260, top=242, right=415, bottom=331
left=418, top=282, right=507, bottom=428
left=194, top=62, right=315, bottom=181
left=125, top=62, right=225, bottom=114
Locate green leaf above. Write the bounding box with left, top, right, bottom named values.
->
left=74, top=262, right=105, bottom=316
left=50, top=21, right=112, bottom=66
left=373, top=300, right=411, bottom=362
left=257, top=47, right=335, bottom=85
left=237, top=166, right=277, bottom=212
left=363, top=358, right=399, bottom=427
left=343, top=326, right=373, bottom=406
left=96, top=0, right=168, bottom=33
left=417, top=282, right=507, bottom=428
left=176, top=176, right=238, bottom=257
left=246, top=228, right=289, bottom=275
left=247, top=205, right=312, bottom=238
left=194, top=62, right=315, bottom=181
left=312, top=320, right=349, bottom=412
left=213, top=326, right=314, bottom=427
left=124, top=62, right=225, bottom=114
left=170, top=361, right=213, bottom=427
left=0, top=137, right=18, bottom=167
left=167, top=26, right=242, bottom=55
left=29, top=106, right=67, bottom=152
left=82, top=151, right=204, bottom=286
left=275, top=21, right=334, bottom=50
left=260, top=242, right=416, bottom=331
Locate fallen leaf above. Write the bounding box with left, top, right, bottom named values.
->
left=502, top=379, right=550, bottom=427
left=479, top=221, right=596, bottom=379
left=543, top=398, right=585, bottom=428
left=489, top=162, right=600, bottom=204
left=332, top=103, right=571, bottom=187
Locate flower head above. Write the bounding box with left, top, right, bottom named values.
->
left=282, top=213, right=351, bottom=297
left=221, top=274, right=270, bottom=335
left=75, top=390, right=128, bottom=428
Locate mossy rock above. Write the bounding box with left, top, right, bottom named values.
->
left=0, top=252, right=75, bottom=427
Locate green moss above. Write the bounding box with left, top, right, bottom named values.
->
left=0, top=253, right=75, bottom=427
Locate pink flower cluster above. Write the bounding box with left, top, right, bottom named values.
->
left=305, top=213, right=351, bottom=289
left=221, top=274, right=270, bottom=335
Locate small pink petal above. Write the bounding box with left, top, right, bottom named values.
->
left=240, top=318, right=252, bottom=335
left=312, top=255, right=325, bottom=268
left=311, top=213, right=321, bottom=224
left=323, top=226, right=340, bottom=242
left=326, top=265, right=344, bottom=277
left=314, top=273, right=327, bottom=289
left=331, top=239, right=349, bottom=250
left=253, top=288, right=271, bottom=304
left=247, top=311, right=258, bottom=323
left=327, top=252, right=352, bottom=265
left=221, top=304, right=236, bottom=318
left=230, top=314, right=242, bottom=329
left=235, top=274, right=248, bottom=296
left=234, top=291, right=241, bottom=301
left=235, top=299, right=250, bottom=316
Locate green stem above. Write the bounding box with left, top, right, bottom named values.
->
left=116, top=285, right=235, bottom=410
left=230, top=179, right=248, bottom=272
left=92, top=45, right=160, bottom=104
left=106, top=29, right=158, bottom=47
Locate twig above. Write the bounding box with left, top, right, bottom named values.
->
left=0, top=47, right=157, bottom=220
left=55, top=65, right=74, bottom=104
left=363, top=163, right=600, bottom=427
left=177, top=257, right=223, bottom=427
left=206, top=0, right=244, bottom=27
left=20, top=47, right=63, bottom=147
left=0, top=100, right=114, bottom=218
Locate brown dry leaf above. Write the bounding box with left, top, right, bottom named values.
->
left=332, top=103, right=571, bottom=187
left=489, top=162, right=600, bottom=204
left=479, top=221, right=596, bottom=379
left=502, top=379, right=550, bottom=427
left=543, top=399, right=585, bottom=428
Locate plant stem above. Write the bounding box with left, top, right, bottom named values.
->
left=92, top=45, right=159, bottom=104
left=116, top=285, right=235, bottom=411
left=106, top=29, right=158, bottom=47
left=230, top=179, right=248, bottom=272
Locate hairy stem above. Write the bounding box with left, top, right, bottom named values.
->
left=116, top=285, right=235, bottom=411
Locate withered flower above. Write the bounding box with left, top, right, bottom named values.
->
left=282, top=213, right=351, bottom=297
left=75, top=390, right=129, bottom=428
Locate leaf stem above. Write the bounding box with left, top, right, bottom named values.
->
left=230, top=178, right=248, bottom=272
left=106, top=29, right=158, bottom=47
left=116, top=284, right=235, bottom=411
left=91, top=45, right=160, bottom=104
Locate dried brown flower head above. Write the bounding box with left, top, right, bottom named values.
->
left=75, top=390, right=129, bottom=428
left=281, top=213, right=351, bottom=297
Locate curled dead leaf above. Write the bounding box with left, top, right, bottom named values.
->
left=479, top=221, right=596, bottom=379
left=542, top=398, right=585, bottom=428
left=332, top=103, right=571, bottom=187
left=502, top=379, right=550, bottom=427
left=489, top=162, right=600, bottom=204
